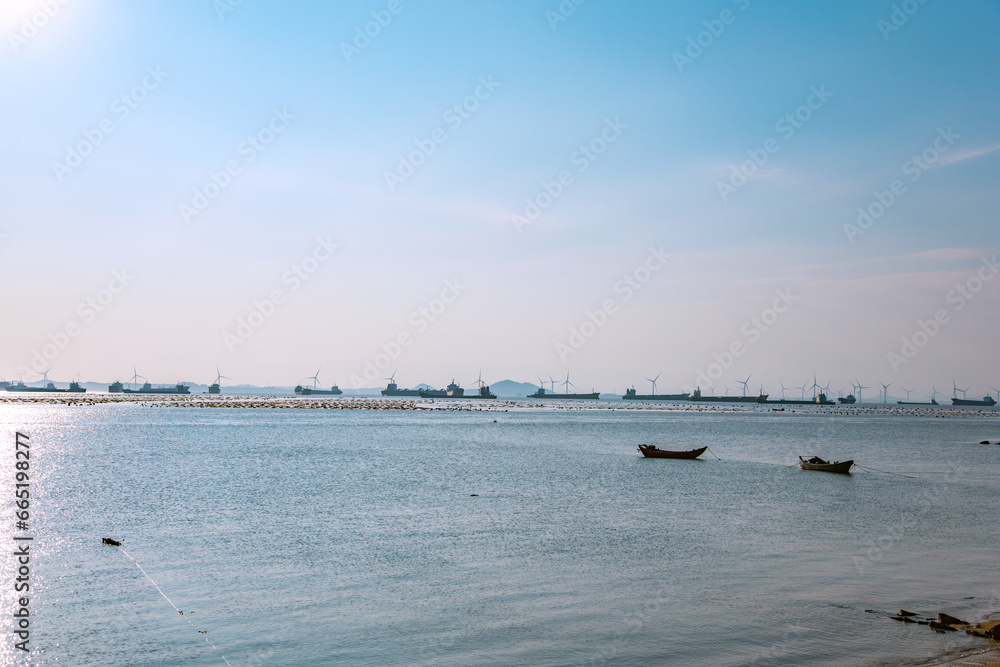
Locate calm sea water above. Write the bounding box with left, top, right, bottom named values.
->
left=1, top=403, right=998, bottom=666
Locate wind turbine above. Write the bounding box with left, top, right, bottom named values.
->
left=855, top=379, right=869, bottom=402
left=36, top=367, right=53, bottom=384
left=992, top=387, right=1000, bottom=403
left=799, top=381, right=809, bottom=399
left=902, top=387, right=912, bottom=402
left=779, top=381, right=789, bottom=400
left=931, top=385, right=939, bottom=403
left=723, top=382, right=732, bottom=396
left=562, top=372, right=575, bottom=394
left=474, top=370, right=486, bottom=388
left=385, top=370, right=398, bottom=385
left=536, top=375, right=546, bottom=393
left=645, top=373, right=661, bottom=396
left=215, top=366, right=229, bottom=386
left=951, top=379, right=968, bottom=399
left=548, top=374, right=556, bottom=392
left=309, top=368, right=322, bottom=390
left=810, top=373, right=821, bottom=400
left=737, top=374, right=752, bottom=397
left=129, top=365, right=146, bottom=389
left=879, top=380, right=893, bottom=403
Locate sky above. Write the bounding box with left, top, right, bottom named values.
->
left=1, top=0, right=998, bottom=398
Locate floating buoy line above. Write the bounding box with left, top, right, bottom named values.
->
left=115, top=544, right=231, bottom=665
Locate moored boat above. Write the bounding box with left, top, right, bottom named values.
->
left=638, top=445, right=708, bottom=459
left=798, top=456, right=853, bottom=473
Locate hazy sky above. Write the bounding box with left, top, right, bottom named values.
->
left=2, top=0, right=998, bottom=397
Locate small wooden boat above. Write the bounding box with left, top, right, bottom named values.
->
left=638, top=444, right=707, bottom=459
left=798, top=456, right=853, bottom=474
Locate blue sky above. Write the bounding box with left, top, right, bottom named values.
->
left=1, top=0, right=998, bottom=397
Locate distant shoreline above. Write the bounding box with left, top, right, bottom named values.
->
left=2, top=393, right=999, bottom=418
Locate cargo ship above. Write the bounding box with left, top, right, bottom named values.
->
left=952, top=395, right=997, bottom=407
left=294, top=369, right=342, bottom=396
left=688, top=388, right=768, bottom=403
left=837, top=395, right=857, bottom=404
left=381, top=372, right=421, bottom=397
left=294, top=385, right=342, bottom=396
left=622, top=387, right=690, bottom=401
left=419, top=380, right=466, bottom=398
left=5, top=381, right=86, bottom=393
left=527, top=387, right=600, bottom=400
left=109, top=381, right=190, bottom=394
left=765, top=393, right=835, bottom=406
left=897, top=399, right=939, bottom=406
left=381, top=381, right=421, bottom=396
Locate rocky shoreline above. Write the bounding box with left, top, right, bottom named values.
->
left=880, top=608, right=1000, bottom=666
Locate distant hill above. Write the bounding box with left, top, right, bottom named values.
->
left=489, top=379, right=539, bottom=398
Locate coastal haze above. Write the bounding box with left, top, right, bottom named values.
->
left=1, top=2, right=998, bottom=394
left=3, top=2, right=1000, bottom=667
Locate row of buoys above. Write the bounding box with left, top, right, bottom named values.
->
left=3, top=394, right=999, bottom=421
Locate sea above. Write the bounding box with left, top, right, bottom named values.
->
left=1, top=400, right=998, bottom=666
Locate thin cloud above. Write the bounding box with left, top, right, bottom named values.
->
left=937, top=141, right=1000, bottom=167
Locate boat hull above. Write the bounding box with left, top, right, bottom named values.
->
left=5, top=386, right=86, bottom=393
left=952, top=398, right=997, bottom=406
left=799, top=457, right=853, bottom=473
left=122, top=388, right=190, bottom=395
left=622, top=393, right=690, bottom=401
left=528, top=392, right=600, bottom=399
left=638, top=445, right=707, bottom=459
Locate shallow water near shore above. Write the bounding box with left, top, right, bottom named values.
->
left=1, top=402, right=998, bottom=665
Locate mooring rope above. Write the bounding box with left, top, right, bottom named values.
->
left=853, top=464, right=916, bottom=479
left=705, top=446, right=723, bottom=461
left=118, top=546, right=231, bottom=666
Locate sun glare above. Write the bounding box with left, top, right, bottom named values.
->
left=0, top=0, right=68, bottom=36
